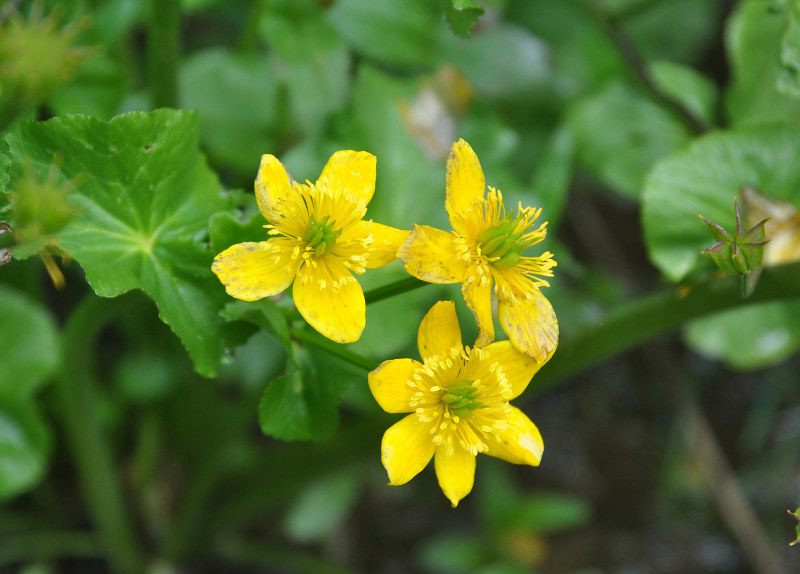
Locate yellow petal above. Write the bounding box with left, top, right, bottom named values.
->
left=462, top=265, right=494, bottom=347
left=368, top=358, right=423, bottom=413
left=398, top=225, right=468, bottom=283
left=212, top=241, right=299, bottom=301
left=484, top=406, right=543, bottom=466
left=446, top=139, right=485, bottom=236
left=340, top=220, right=409, bottom=269
left=417, top=300, right=462, bottom=362
left=317, top=150, right=376, bottom=212
left=293, top=255, right=365, bottom=343
left=382, top=414, right=436, bottom=486
left=481, top=340, right=542, bottom=399
left=498, top=289, right=558, bottom=363
left=434, top=444, right=476, bottom=508
left=255, top=154, right=294, bottom=223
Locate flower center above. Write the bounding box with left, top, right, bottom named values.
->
left=476, top=207, right=547, bottom=270
left=440, top=379, right=484, bottom=419
left=302, top=215, right=341, bottom=256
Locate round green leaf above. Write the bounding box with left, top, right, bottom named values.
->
left=568, top=82, right=690, bottom=199
left=0, top=285, right=59, bottom=401
left=0, top=398, right=50, bottom=500
left=685, top=300, right=800, bottom=370
left=643, top=124, right=800, bottom=282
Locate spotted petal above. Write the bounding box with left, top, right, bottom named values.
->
left=212, top=240, right=300, bottom=301
left=317, top=150, right=376, bottom=212
left=480, top=340, right=541, bottom=399
left=293, top=255, right=365, bottom=343
left=398, top=225, right=468, bottom=284
left=498, top=289, right=558, bottom=363
left=462, top=265, right=494, bottom=347
left=434, top=444, right=476, bottom=508
left=382, top=414, right=436, bottom=486
left=418, top=301, right=462, bottom=362
left=341, top=220, right=409, bottom=269
left=369, top=358, right=423, bottom=413
left=446, top=139, right=485, bottom=237
left=255, top=154, right=294, bottom=224
left=484, top=406, right=543, bottom=466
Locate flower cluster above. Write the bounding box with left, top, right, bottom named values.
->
left=212, top=139, right=558, bottom=506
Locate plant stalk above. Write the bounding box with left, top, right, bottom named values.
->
left=148, top=0, right=180, bottom=108
left=56, top=294, right=145, bottom=574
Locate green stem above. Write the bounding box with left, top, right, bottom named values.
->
left=533, top=262, right=800, bottom=391
left=56, top=294, right=145, bottom=574
left=148, top=0, right=180, bottom=108
left=364, top=276, right=428, bottom=305
left=290, top=328, right=379, bottom=372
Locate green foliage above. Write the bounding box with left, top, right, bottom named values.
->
left=5, top=110, right=228, bottom=376
left=442, top=0, right=485, bottom=38
left=0, top=285, right=58, bottom=499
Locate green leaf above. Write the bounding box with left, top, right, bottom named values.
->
left=642, top=125, right=800, bottom=282
left=650, top=60, right=718, bottom=126
left=5, top=110, right=229, bottom=376
left=283, top=469, right=360, bottom=543
left=0, top=285, right=59, bottom=401
left=258, top=345, right=354, bottom=441
left=327, top=0, right=441, bottom=69
left=726, top=0, right=800, bottom=126
left=0, top=397, right=50, bottom=500
left=778, top=0, right=800, bottom=96
left=442, top=0, right=484, bottom=38
left=568, top=81, right=690, bottom=199
left=529, top=125, right=574, bottom=230
left=507, top=492, right=591, bottom=533
left=685, top=300, right=800, bottom=370
left=48, top=55, right=127, bottom=120
left=417, top=534, right=488, bottom=574
left=260, top=10, right=350, bottom=135
left=437, top=24, right=551, bottom=101
left=222, top=299, right=290, bottom=349
left=180, top=49, right=278, bottom=176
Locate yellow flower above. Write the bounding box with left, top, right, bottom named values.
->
left=212, top=151, right=408, bottom=343
left=398, top=139, right=558, bottom=362
left=369, top=300, right=545, bottom=507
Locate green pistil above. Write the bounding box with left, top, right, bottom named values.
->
left=477, top=213, right=537, bottom=269
left=302, top=215, right=341, bottom=256
left=441, top=379, right=484, bottom=419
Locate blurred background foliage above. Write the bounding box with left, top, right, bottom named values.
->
left=2, top=0, right=800, bottom=572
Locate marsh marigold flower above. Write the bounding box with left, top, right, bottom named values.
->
left=212, top=151, right=408, bottom=343
left=369, top=300, right=545, bottom=507
left=398, top=139, right=558, bottom=362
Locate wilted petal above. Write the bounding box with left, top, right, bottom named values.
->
left=462, top=265, right=494, bottom=347
left=498, top=289, right=558, bottom=363
left=212, top=241, right=299, bottom=301
left=398, top=225, right=468, bottom=283
left=255, top=154, right=294, bottom=224
left=317, top=150, right=376, bottom=212
left=369, top=358, right=423, bottom=413
left=434, top=444, right=476, bottom=508
left=382, top=414, right=436, bottom=486
left=417, top=301, right=462, bottom=362
left=446, top=139, right=485, bottom=237
left=293, top=255, right=365, bottom=343
left=480, top=340, right=542, bottom=399
left=484, top=406, right=543, bottom=466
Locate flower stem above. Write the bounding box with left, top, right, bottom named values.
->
left=533, top=261, right=800, bottom=391
left=290, top=327, right=379, bottom=372
left=364, top=276, right=428, bottom=305
left=55, top=294, right=145, bottom=574
left=148, top=0, right=180, bottom=108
